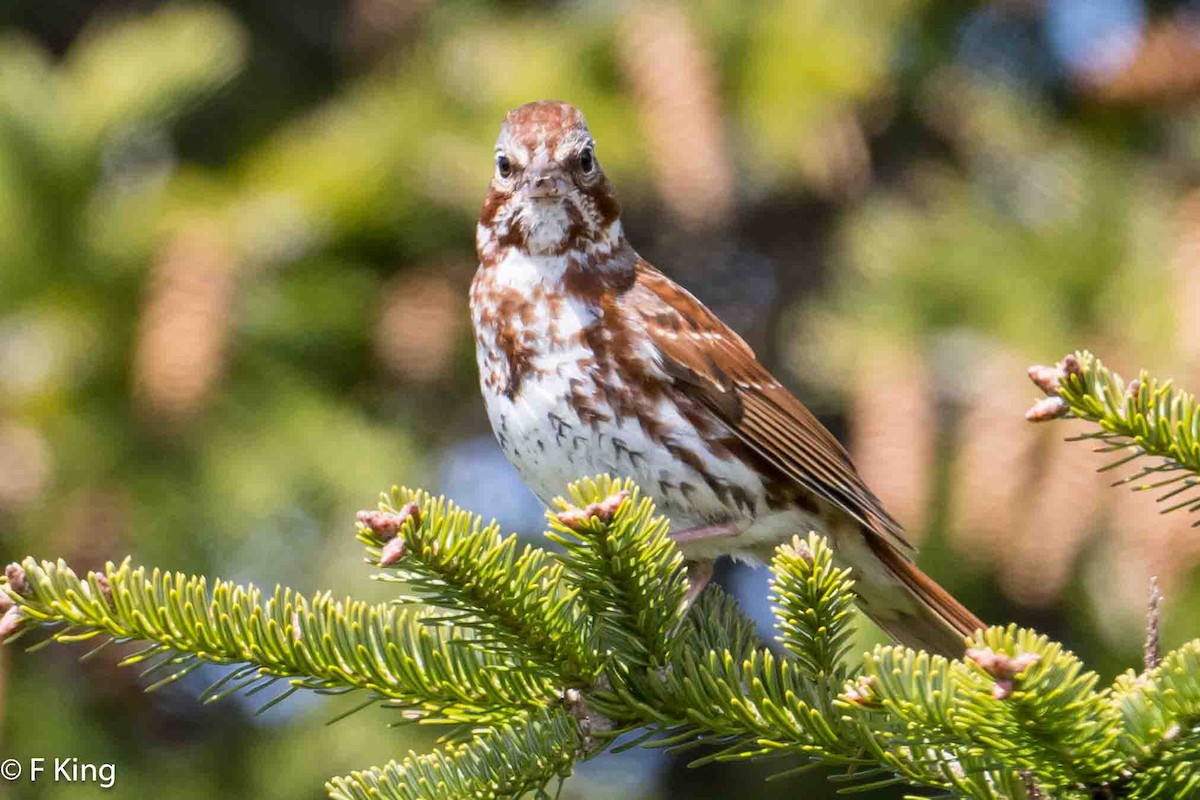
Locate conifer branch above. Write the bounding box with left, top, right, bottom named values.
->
left=770, top=533, right=856, bottom=681
left=326, top=708, right=580, bottom=800
left=357, top=487, right=599, bottom=684
left=545, top=476, right=688, bottom=668
left=1112, top=639, right=1200, bottom=796
left=955, top=628, right=1124, bottom=789
left=1027, top=350, right=1200, bottom=523
left=0, top=557, right=554, bottom=724
left=5, top=419, right=1200, bottom=800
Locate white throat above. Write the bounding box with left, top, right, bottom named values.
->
left=521, top=200, right=575, bottom=255
left=487, top=248, right=574, bottom=293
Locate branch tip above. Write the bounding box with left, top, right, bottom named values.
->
left=88, top=572, right=113, bottom=606
left=840, top=676, right=880, bottom=708
left=356, top=503, right=420, bottom=541
left=966, top=647, right=1041, bottom=699
left=0, top=606, right=25, bottom=643
left=1060, top=353, right=1082, bottom=379
left=790, top=536, right=815, bottom=567
left=1025, top=353, right=1084, bottom=421
left=5, top=563, right=29, bottom=597
left=379, top=536, right=407, bottom=567
left=1025, top=395, right=1069, bottom=422
left=1027, top=364, right=1061, bottom=394
left=556, top=489, right=631, bottom=530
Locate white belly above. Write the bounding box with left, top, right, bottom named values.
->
left=480, top=360, right=821, bottom=563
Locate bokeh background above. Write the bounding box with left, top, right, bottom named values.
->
left=3, top=0, right=1200, bottom=797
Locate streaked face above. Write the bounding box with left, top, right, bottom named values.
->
left=478, top=101, right=621, bottom=258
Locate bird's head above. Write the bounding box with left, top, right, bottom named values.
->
left=478, top=101, right=624, bottom=261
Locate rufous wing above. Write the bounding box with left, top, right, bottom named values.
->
left=628, top=260, right=911, bottom=552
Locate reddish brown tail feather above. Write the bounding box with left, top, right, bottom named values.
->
left=862, top=533, right=985, bottom=657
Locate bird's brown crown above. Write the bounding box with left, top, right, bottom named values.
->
left=500, top=101, right=589, bottom=154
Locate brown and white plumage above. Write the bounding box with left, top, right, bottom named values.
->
left=471, top=100, right=983, bottom=656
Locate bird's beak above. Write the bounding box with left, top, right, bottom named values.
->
left=520, top=166, right=570, bottom=200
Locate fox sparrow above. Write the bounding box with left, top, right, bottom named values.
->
left=470, top=100, right=983, bottom=656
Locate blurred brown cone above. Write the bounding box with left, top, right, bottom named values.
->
left=948, top=347, right=1039, bottom=567
left=849, top=343, right=935, bottom=539
left=133, top=225, right=236, bottom=422
left=0, top=421, right=52, bottom=510
left=1079, top=20, right=1200, bottom=104
left=375, top=268, right=465, bottom=384
left=616, top=1, right=733, bottom=232
left=1174, top=191, right=1200, bottom=367
left=1000, top=431, right=1107, bottom=607
left=1102, top=475, right=1199, bottom=632
left=347, top=0, right=431, bottom=59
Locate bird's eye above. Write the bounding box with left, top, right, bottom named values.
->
left=496, top=155, right=512, bottom=179
left=578, top=147, right=595, bottom=175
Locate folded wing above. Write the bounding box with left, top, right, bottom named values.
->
left=629, top=261, right=912, bottom=553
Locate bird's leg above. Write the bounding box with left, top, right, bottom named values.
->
left=668, top=523, right=738, bottom=611
left=684, top=559, right=715, bottom=609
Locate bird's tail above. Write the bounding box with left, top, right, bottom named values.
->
left=857, top=531, right=985, bottom=658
